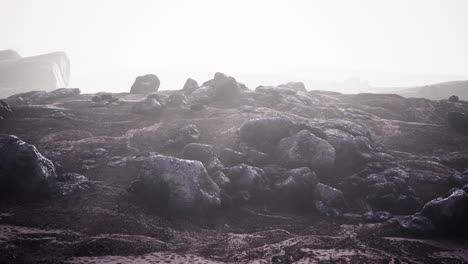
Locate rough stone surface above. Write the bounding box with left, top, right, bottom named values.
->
left=130, top=74, right=160, bottom=94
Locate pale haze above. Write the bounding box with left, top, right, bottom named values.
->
left=1, top=0, right=468, bottom=93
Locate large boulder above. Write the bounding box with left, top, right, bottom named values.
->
left=131, top=97, right=162, bottom=115
left=130, top=154, right=221, bottom=212
left=130, top=74, right=160, bottom=94
left=0, top=50, right=21, bottom=61
left=420, top=188, right=468, bottom=235
left=0, top=100, right=12, bottom=119
left=274, top=167, right=318, bottom=202
left=239, top=116, right=295, bottom=153
left=0, top=51, right=70, bottom=97
left=222, top=164, right=266, bottom=193
left=182, top=78, right=199, bottom=95
left=166, top=124, right=201, bottom=147
left=182, top=143, right=216, bottom=163
left=0, top=135, right=57, bottom=198
left=275, top=130, right=336, bottom=171
left=212, top=72, right=242, bottom=101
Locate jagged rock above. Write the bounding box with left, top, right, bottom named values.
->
left=213, top=72, right=242, bottom=101
left=189, top=86, right=216, bottom=104
left=210, top=171, right=231, bottom=190
left=275, top=130, right=336, bottom=171
left=398, top=214, right=436, bottom=234
left=239, top=116, right=294, bottom=152
left=274, top=167, right=317, bottom=202
left=313, top=183, right=346, bottom=210
left=182, top=143, right=215, bottom=162
left=130, top=74, right=160, bottom=94
left=363, top=211, right=393, bottom=223
left=167, top=124, right=200, bottom=147
left=244, top=149, right=271, bottom=167
left=0, top=135, right=57, bottom=198
left=0, top=100, right=12, bottom=119
left=420, top=188, right=468, bottom=234
left=204, top=157, right=224, bottom=175
left=182, top=78, right=199, bottom=95
left=447, top=111, right=468, bottom=133
left=219, top=148, right=246, bottom=166
left=53, top=173, right=90, bottom=196
left=278, top=82, right=306, bottom=92
left=130, top=154, right=221, bottom=211
left=0, top=51, right=70, bottom=97
left=222, top=164, right=266, bottom=193
left=165, top=93, right=188, bottom=108
left=131, top=97, right=162, bottom=114
left=448, top=95, right=459, bottom=102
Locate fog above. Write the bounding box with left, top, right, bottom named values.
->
left=1, top=0, right=468, bottom=93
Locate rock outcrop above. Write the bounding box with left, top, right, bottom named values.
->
left=130, top=74, right=160, bottom=94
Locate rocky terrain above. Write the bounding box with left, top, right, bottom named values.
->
left=389, top=80, right=468, bottom=101
left=1, top=72, right=468, bottom=263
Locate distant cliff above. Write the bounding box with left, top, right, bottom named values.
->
left=0, top=50, right=70, bottom=98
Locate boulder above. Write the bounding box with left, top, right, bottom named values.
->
left=167, top=124, right=200, bottom=147
left=0, top=49, right=21, bottom=61
left=244, top=149, right=271, bottom=167
left=0, top=51, right=70, bottom=97
left=204, top=157, right=224, bottom=175
left=363, top=211, right=393, bottom=223
left=165, top=93, right=188, bottom=108
left=448, top=95, right=459, bottom=102
left=210, top=171, right=231, bottom=190
left=275, top=130, right=336, bottom=171
left=182, top=78, right=199, bottom=94
left=274, top=167, right=318, bottom=202
left=219, top=148, right=246, bottom=166
left=447, top=111, right=468, bottom=133
left=131, top=97, right=162, bottom=115
left=8, top=88, right=80, bottom=105
left=313, top=183, right=346, bottom=209
left=130, top=74, right=160, bottom=94
left=182, top=143, right=215, bottom=162
left=278, top=82, right=306, bottom=92
left=130, top=154, right=221, bottom=211
left=222, top=164, right=266, bottom=192
left=239, top=116, right=295, bottom=152
left=420, top=188, right=468, bottom=234
left=0, top=135, right=57, bottom=198
left=398, top=214, right=436, bottom=234
left=213, top=72, right=242, bottom=101
left=0, top=100, right=12, bottom=119
left=189, top=86, right=216, bottom=104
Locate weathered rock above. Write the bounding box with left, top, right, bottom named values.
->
left=131, top=97, right=162, bottom=115
left=275, top=130, right=336, bottom=171
left=28, top=88, right=80, bottom=104
left=239, top=116, right=295, bottom=152
left=182, top=143, right=215, bottom=163
left=165, top=93, right=188, bottom=108
left=313, top=183, right=346, bottom=210
left=274, top=167, right=318, bottom=202
left=244, top=149, right=271, bottom=167
left=420, top=188, right=468, bottom=234
left=0, top=100, right=12, bottom=119
left=210, top=171, right=231, bottom=190
left=167, top=124, right=200, bottom=147
left=278, top=82, right=306, bottom=92
left=0, top=51, right=70, bottom=97
left=52, top=173, right=90, bottom=196
left=130, top=74, right=160, bottom=94
left=213, top=72, right=242, bottom=101
left=363, top=211, right=393, bottom=223
left=182, top=78, right=199, bottom=95
left=222, top=164, right=266, bottom=193
left=313, top=200, right=343, bottom=217
left=204, top=157, right=224, bottom=175
left=189, top=86, right=216, bottom=104
left=448, top=95, right=459, bottom=102
left=0, top=135, right=57, bottom=198
left=398, top=214, right=436, bottom=234
left=130, top=154, right=221, bottom=212
left=447, top=111, right=468, bottom=133
left=219, top=148, right=246, bottom=167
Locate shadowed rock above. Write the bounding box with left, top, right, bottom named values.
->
left=130, top=74, right=160, bottom=94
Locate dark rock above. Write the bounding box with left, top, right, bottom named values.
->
left=420, top=188, right=468, bottom=234
left=190, top=103, right=205, bottom=111
left=222, top=164, right=266, bottom=193
left=274, top=167, right=318, bottom=202
left=131, top=97, right=162, bottom=115
left=210, top=171, right=231, bottom=190
left=398, top=214, right=436, bottom=234
left=448, top=95, right=459, bottom=102
left=245, top=149, right=271, bottom=167
left=213, top=72, right=242, bottom=101
left=189, top=86, right=216, bottom=104
left=0, top=135, right=57, bottom=198
left=182, top=143, right=215, bottom=162
left=313, top=183, right=346, bottom=210
left=165, top=93, right=188, bottom=108
left=232, top=190, right=251, bottom=205
left=219, top=148, right=246, bottom=166
left=363, top=211, right=393, bottom=223
left=239, top=116, right=295, bottom=153
left=204, top=157, right=224, bottom=175
left=447, top=111, right=468, bottom=133
left=53, top=173, right=90, bottom=196
left=275, top=130, right=336, bottom=171
left=167, top=124, right=200, bottom=148
left=278, top=82, right=306, bottom=92
left=313, top=200, right=343, bottom=217
left=130, top=74, right=160, bottom=94
left=0, top=100, right=12, bottom=119
left=131, top=154, right=221, bottom=212
left=182, top=78, right=199, bottom=95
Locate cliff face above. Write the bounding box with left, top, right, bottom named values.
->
left=0, top=74, right=468, bottom=263
left=0, top=50, right=70, bottom=97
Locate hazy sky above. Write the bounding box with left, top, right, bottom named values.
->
left=1, top=0, right=467, bottom=92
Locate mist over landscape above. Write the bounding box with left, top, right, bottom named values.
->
left=1, top=1, right=468, bottom=263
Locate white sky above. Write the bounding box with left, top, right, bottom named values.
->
left=1, top=0, right=468, bottom=92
